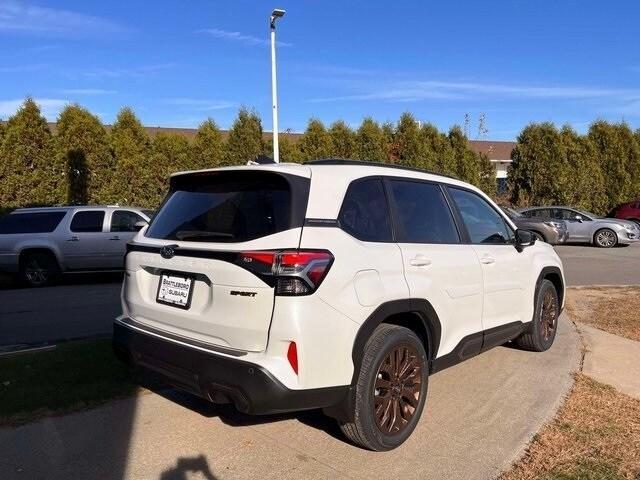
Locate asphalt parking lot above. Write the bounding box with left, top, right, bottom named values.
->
left=1, top=243, right=638, bottom=348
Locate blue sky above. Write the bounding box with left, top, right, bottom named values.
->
left=1, top=0, right=639, bottom=140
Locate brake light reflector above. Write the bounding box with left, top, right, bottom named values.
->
left=238, top=250, right=333, bottom=296
left=287, top=341, right=298, bottom=374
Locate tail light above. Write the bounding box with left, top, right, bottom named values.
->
left=238, top=250, right=333, bottom=295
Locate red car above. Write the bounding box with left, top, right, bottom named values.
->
left=613, top=199, right=640, bottom=227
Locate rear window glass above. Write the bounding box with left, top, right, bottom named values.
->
left=146, top=171, right=306, bottom=243
left=70, top=211, right=105, bottom=233
left=339, top=178, right=392, bottom=242
left=0, top=212, right=66, bottom=234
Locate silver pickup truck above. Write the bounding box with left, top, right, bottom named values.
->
left=0, top=206, right=152, bottom=286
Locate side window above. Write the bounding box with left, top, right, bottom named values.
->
left=339, top=178, right=392, bottom=242
left=0, top=212, right=66, bottom=234
left=70, top=211, right=105, bottom=233
left=448, top=187, right=513, bottom=244
left=534, top=209, right=552, bottom=219
left=111, top=210, right=145, bottom=232
left=389, top=180, right=459, bottom=244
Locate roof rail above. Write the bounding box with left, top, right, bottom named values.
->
left=303, top=159, right=459, bottom=181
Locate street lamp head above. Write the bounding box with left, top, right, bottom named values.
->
left=270, top=8, right=286, bottom=28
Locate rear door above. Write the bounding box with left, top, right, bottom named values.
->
left=553, top=208, right=591, bottom=241
left=61, top=209, right=111, bottom=269
left=388, top=179, right=484, bottom=359
left=447, top=187, right=532, bottom=331
left=104, top=210, right=148, bottom=268
left=123, top=168, right=310, bottom=353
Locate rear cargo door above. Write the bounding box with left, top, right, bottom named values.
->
left=123, top=168, right=311, bottom=353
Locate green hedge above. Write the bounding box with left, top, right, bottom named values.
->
left=0, top=102, right=497, bottom=210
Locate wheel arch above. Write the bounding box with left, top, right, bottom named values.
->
left=324, top=299, right=442, bottom=423
left=350, top=299, right=442, bottom=382
left=18, top=246, right=62, bottom=270
left=536, top=266, right=564, bottom=310
left=529, top=230, right=546, bottom=242
left=593, top=226, right=618, bottom=246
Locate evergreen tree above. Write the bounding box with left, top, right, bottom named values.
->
left=191, top=118, right=224, bottom=170
left=395, top=113, right=426, bottom=167
left=225, top=107, right=263, bottom=165
left=420, top=123, right=449, bottom=173
left=264, top=136, right=302, bottom=163
left=448, top=126, right=478, bottom=183
left=328, top=120, right=356, bottom=158
left=149, top=133, right=192, bottom=205
left=509, top=123, right=564, bottom=207
left=56, top=104, right=113, bottom=205
left=298, top=118, right=332, bottom=160
left=588, top=121, right=636, bottom=211
left=559, top=126, right=606, bottom=212
left=476, top=152, right=497, bottom=196
left=381, top=122, right=396, bottom=163
left=108, top=107, right=153, bottom=206
left=355, top=117, right=387, bottom=162
left=0, top=98, right=61, bottom=207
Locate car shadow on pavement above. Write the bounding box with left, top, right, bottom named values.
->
left=0, top=271, right=123, bottom=290
left=153, top=385, right=346, bottom=442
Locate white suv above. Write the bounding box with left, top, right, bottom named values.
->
left=114, top=160, right=565, bottom=451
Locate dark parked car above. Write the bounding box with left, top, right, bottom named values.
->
left=612, top=200, right=640, bottom=228
left=501, top=207, right=568, bottom=245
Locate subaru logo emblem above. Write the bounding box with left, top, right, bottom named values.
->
left=160, top=245, right=177, bottom=259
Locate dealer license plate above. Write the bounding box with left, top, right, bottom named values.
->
left=156, top=273, right=194, bottom=309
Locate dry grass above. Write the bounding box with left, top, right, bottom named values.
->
left=565, top=287, right=640, bottom=342
left=502, top=374, right=640, bottom=480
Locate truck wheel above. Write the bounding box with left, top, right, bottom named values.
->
left=19, top=251, right=59, bottom=287
left=594, top=228, right=617, bottom=248
left=340, top=324, right=428, bottom=451
left=515, top=279, right=559, bottom=352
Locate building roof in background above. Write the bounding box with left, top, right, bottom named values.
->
left=467, top=140, right=516, bottom=161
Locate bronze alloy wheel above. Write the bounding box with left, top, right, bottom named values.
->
left=373, top=344, right=422, bottom=435
left=540, top=288, right=558, bottom=341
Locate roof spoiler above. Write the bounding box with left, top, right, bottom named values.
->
left=247, top=155, right=275, bottom=165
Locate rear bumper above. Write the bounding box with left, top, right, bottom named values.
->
left=113, top=319, right=348, bottom=415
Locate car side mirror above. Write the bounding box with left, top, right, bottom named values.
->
left=515, top=229, right=536, bottom=252
left=134, top=220, right=148, bottom=231
left=574, top=215, right=583, bottom=223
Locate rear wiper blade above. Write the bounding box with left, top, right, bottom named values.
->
left=175, top=231, right=235, bottom=240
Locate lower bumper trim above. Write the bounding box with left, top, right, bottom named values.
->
left=113, top=320, right=349, bottom=415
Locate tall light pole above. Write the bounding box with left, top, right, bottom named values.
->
left=270, top=8, right=285, bottom=163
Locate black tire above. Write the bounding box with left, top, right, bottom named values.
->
left=593, top=228, right=617, bottom=248
left=515, top=279, right=559, bottom=352
left=19, top=251, right=60, bottom=287
left=339, top=324, right=428, bottom=451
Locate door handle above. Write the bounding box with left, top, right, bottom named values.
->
left=480, top=255, right=495, bottom=265
left=409, top=256, right=432, bottom=267
left=109, top=236, right=121, bottom=241
left=67, top=236, right=79, bottom=242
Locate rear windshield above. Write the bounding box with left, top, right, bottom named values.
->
left=146, top=171, right=308, bottom=243
left=0, top=211, right=66, bottom=234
